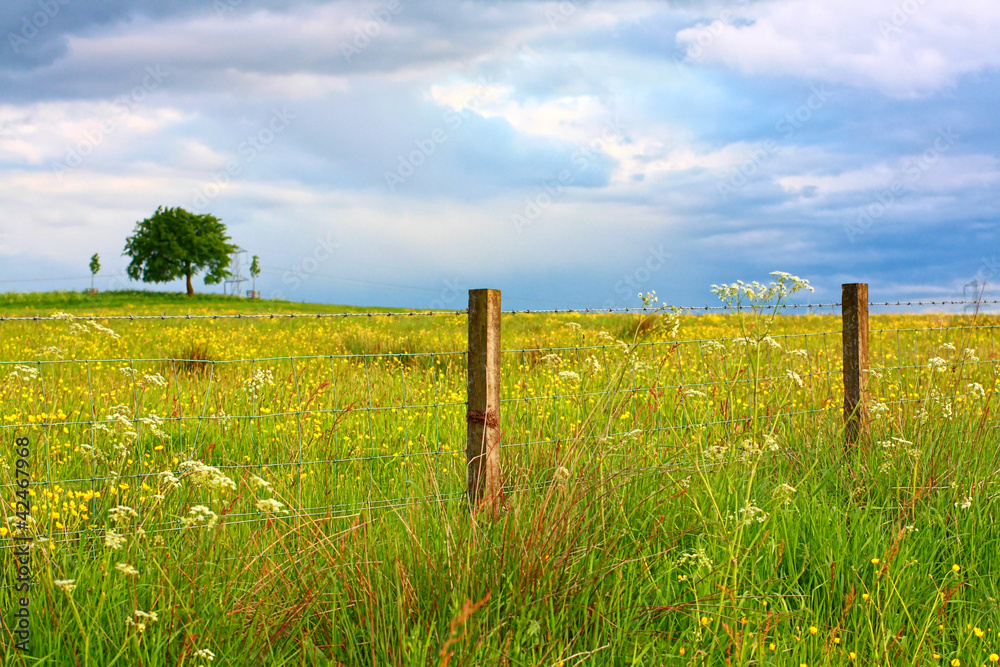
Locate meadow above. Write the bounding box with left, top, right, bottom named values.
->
left=1, top=279, right=999, bottom=666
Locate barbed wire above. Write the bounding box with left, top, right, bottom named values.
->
left=4, top=298, right=999, bottom=322
left=0, top=310, right=464, bottom=322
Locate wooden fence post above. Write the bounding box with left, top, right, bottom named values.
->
left=466, top=289, right=502, bottom=513
left=842, top=283, right=869, bottom=447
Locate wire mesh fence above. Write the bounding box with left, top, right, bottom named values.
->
left=1, top=293, right=999, bottom=556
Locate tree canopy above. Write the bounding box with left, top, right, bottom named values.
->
left=123, top=206, right=236, bottom=296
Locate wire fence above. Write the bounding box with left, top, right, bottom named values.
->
left=0, top=294, right=998, bottom=555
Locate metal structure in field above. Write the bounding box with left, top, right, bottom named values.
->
left=223, top=247, right=249, bottom=297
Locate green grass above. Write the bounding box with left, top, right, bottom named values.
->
left=0, top=287, right=999, bottom=665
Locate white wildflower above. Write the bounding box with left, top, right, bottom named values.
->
left=194, top=648, right=215, bottom=661
left=54, top=579, right=76, bottom=594
left=181, top=505, right=219, bottom=529
left=968, top=382, right=985, bottom=398
left=249, top=474, right=272, bottom=490
left=127, top=609, right=159, bottom=632
left=115, top=562, right=139, bottom=576
left=179, top=461, right=236, bottom=492
left=955, top=495, right=972, bottom=510
left=963, top=348, right=979, bottom=363
left=104, top=529, right=126, bottom=550
left=7, top=364, right=40, bottom=382
left=119, top=366, right=139, bottom=378
left=772, top=483, right=797, bottom=506
left=870, top=402, right=890, bottom=419
left=729, top=502, right=770, bottom=527
left=928, top=357, right=948, bottom=372
left=785, top=369, right=803, bottom=388
left=256, top=498, right=289, bottom=514
left=108, top=505, right=138, bottom=526
left=142, top=372, right=168, bottom=387
left=700, top=340, right=726, bottom=356
left=557, top=370, right=581, bottom=383
left=564, top=322, right=581, bottom=331
left=676, top=548, right=714, bottom=570
left=682, top=388, right=707, bottom=399
left=539, top=353, right=562, bottom=368
left=243, top=368, right=275, bottom=396
left=940, top=342, right=957, bottom=353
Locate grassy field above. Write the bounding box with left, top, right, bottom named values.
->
left=1, top=283, right=1000, bottom=666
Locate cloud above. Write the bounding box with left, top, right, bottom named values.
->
left=676, top=0, right=1000, bottom=97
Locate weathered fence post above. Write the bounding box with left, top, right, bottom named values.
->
left=466, top=289, right=502, bottom=513
left=842, top=283, right=869, bottom=448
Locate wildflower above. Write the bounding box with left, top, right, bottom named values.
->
left=557, top=370, right=581, bottom=383
left=809, top=626, right=818, bottom=635
left=871, top=558, right=880, bottom=565
left=951, top=659, right=960, bottom=666
left=54, top=579, right=76, bottom=594
left=7, top=364, right=40, bottom=381
left=952, top=564, right=961, bottom=572
left=142, top=372, right=168, bottom=387
left=928, top=357, right=948, bottom=372
left=108, top=505, right=138, bottom=526
left=769, top=643, right=776, bottom=650
left=115, top=562, right=139, bottom=576
left=974, top=627, right=985, bottom=638
left=772, top=483, right=797, bottom=506
left=181, top=505, right=219, bottom=529
left=862, top=593, right=870, bottom=601
left=564, top=322, right=581, bottom=331
left=728, top=502, right=769, bottom=527
left=539, top=353, right=563, bottom=368
left=989, top=654, right=998, bottom=663
left=849, top=652, right=857, bottom=660
left=249, top=475, right=272, bottom=490
left=676, top=548, right=713, bottom=570
left=786, top=369, right=804, bottom=388
left=700, top=616, right=710, bottom=626
left=968, top=383, right=985, bottom=398
left=243, top=368, right=275, bottom=396
left=678, top=647, right=686, bottom=656
left=179, top=461, right=236, bottom=492
left=127, top=609, right=159, bottom=632
left=194, top=648, right=215, bottom=661
left=955, top=496, right=972, bottom=510
left=256, top=498, right=289, bottom=514
left=104, top=529, right=126, bottom=550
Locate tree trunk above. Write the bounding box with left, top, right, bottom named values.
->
left=186, top=273, right=194, bottom=297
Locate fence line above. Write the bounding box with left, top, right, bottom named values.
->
left=5, top=297, right=1000, bottom=323
left=1, top=284, right=999, bottom=552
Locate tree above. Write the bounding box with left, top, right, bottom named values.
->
left=89, top=253, right=100, bottom=290
left=123, top=207, right=236, bottom=297
left=250, top=254, right=261, bottom=292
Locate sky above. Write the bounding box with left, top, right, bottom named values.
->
left=1, top=0, right=998, bottom=310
